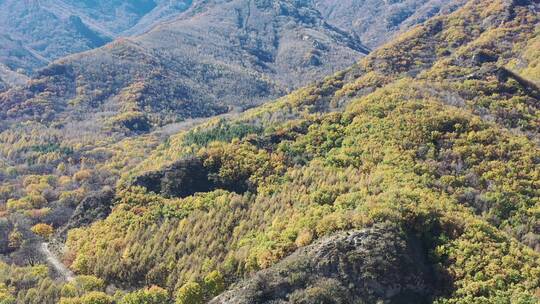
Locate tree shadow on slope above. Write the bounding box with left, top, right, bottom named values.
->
left=132, top=156, right=252, bottom=198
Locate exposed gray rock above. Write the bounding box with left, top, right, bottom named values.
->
left=132, top=156, right=253, bottom=198
left=133, top=157, right=215, bottom=198
left=212, top=224, right=446, bottom=304
left=57, top=188, right=115, bottom=238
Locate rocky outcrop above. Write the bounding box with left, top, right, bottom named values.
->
left=132, top=156, right=253, bottom=198
left=57, top=188, right=115, bottom=238
left=212, top=224, right=447, bottom=304
left=133, top=157, right=215, bottom=198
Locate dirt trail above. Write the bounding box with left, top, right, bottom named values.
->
left=155, top=107, right=244, bottom=136
left=41, top=242, right=75, bottom=282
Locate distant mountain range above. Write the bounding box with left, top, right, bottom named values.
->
left=0, top=0, right=470, bottom=132
left=0, top=0, right=373, bottom=134
left=0, top=0, right=465, bottom=89
left=0, top=0, right=192, bottom=75
left=313, top=0, right=467, bottom=47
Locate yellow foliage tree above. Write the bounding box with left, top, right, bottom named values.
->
left=31, top=223, right=54, bottom=239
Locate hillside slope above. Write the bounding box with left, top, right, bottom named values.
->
left=53, top=0, right=540, bottom=303
left=313, top=0, right=467, bottom=48
left=0, top=0, right=471, bottom=81
left=0, top=0, right=539, bottom=303
left=0, top=0, right=110, bottom=73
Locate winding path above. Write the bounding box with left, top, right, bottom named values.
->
left=41, top=243, right=75, bottom=282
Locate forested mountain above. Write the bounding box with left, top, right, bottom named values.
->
left=0, top=0, right=192, bottom=78
left=1, top=0, right=540, bottom=303
left=0, top=0, right=467, bottom=85
left=312, top=0, right=468, bottom=48
left=0, top=0, right=372, bottom=135
left=53, top=0, right=192, bottom=35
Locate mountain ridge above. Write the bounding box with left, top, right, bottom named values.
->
left=0, top=0, right=372, bottom=135
left=0, top=0, right=194, bottom=75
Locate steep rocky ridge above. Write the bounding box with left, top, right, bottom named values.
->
left=211, top=224, right=443, bottom=304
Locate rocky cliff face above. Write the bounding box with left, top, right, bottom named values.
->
left=57, top=188, right=115, bottom=237
left=211, top=224, right=445, bottom=304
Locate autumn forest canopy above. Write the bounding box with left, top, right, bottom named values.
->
left=0, top=0, right=540, bottom=303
